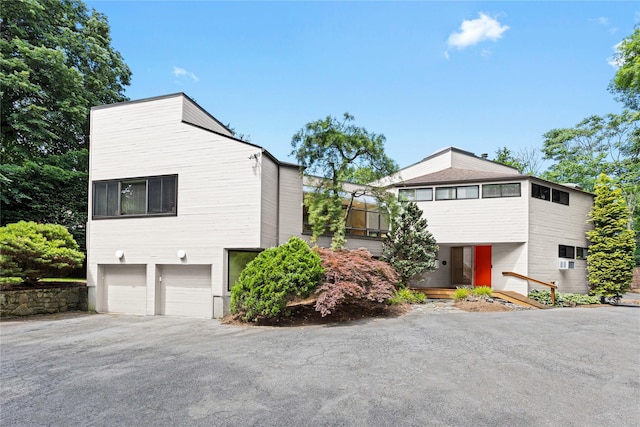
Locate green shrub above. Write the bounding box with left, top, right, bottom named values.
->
left=0, top=221, right=85, bottom=285
left=230, top=237, right=324, bottom=322
left=452, top=287, right=469, bottom=300
left=389, top=288, right=427, bottom=305
left=528, top=289, right=601, bottom=307
left=471, top=286, right=493, bottom=297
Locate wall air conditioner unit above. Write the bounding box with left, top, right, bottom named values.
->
left=558, top=259, right=575, bottom=270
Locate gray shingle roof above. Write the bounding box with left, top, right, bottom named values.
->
left=397, top=168, right=525, bottom=187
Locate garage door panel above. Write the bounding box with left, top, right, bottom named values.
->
left=103, top=265, right=147, bottom=315
left=159, top=265, right=212, bottom=318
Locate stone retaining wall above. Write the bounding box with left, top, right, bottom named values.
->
left=0, top=285, right=88, bottom=317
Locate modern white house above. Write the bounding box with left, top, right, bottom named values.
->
left=383, top=147, right=593, bottom=295
left=87, top=93, right=383, bottom=318
left=87, top=93, right=593, bottom=318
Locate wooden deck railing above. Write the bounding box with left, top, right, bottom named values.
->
left=502, top=271, right=557, bottom=305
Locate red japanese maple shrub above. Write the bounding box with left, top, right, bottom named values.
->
left=314, top=247, right=399, bottom=316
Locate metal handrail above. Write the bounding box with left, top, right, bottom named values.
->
left=502, top=271, right=557, bottom=305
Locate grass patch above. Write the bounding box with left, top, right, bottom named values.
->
left=471, top=286, right=492, bottom=297
left=452, top=287, right=469, bottom=300
left=389, top=288, right=427, bottom=305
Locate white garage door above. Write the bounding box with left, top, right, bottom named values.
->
left=103, top=265, right=147, bottom=315
left=158, top=265, right=212, bottom=318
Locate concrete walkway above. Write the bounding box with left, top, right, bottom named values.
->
left=1, top=306, right=639, bottom=426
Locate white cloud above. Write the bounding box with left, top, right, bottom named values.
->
left=594, top=16, right=609, bottom=26
left=447, top=12, right=509, bottom=50
left=607, top=42, right=624, bottom=68
left=443, top=50, right=450, bottom=60
left=173, top=66, right=199, bottom=82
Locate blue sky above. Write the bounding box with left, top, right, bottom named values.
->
left=87, top=1, right=638, bottom=169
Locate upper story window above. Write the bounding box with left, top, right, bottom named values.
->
left=531, top=183, right=550, bottom=201
left=399, top=188, right=433, bottom=202
left=532, top=183, right=570, bottom=205
left=482, top=183, right=521, bottom=198
left=303, top=188, right=389, bottom=238
left=435, top=185, right=479, bottom=200
left=93, top=175, right=177, bottom=219
left=552, top=188, right=570, bottom=206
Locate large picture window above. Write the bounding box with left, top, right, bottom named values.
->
left=93, top=175, right=177, bottom=218
left=303, top=188, right=390, bottom=238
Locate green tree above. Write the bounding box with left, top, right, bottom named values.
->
left=291, top=113, right=398, bottom=249
left=586, top=174, right=636, bottom=302
left=0, top=0, right=132, bottom=163
left=0, top=152, right=88, bottom=250
left=381, top=202, right=439, bottom=287
left=609, top=25, right=640, bottom=111
left=541, top=111, right=639, bottom=232
left=0, top=221, right=85, bottom=284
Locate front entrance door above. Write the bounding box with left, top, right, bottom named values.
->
left=450, top=246, right=472, bottom=286
left=473, top=245, right=492, bottom=287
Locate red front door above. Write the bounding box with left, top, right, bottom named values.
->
left=474, top=245, right=492, bottom=287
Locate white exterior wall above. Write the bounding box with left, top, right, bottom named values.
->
left=449, top=151, right=516, bottom=174
left=411, top=182, right=528, bottom=245
left=383, top=148, right=517, bottom=185
left=527, top=182, right=593, bottom=294
left=492, top=243, right=528, bottom=294
left=260, top=154, right=279, bottom=248
left=88, top=95, right=266, bottom=317
left=181, top=96, right=233, bottom=136
left=278, top=167, right=304, bottom=243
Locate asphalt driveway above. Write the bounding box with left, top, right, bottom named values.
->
left=1, top=306, right=639, bottom=427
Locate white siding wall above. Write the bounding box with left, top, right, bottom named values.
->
left=260, top=155, right=279, bottom=248
left=278, top=167, right=304, bottom=243
left=450, top=151, right=517, bottom=173
left=414, top=184, right=528, bottom=244
left=383, top=150, right=453, bottom=185
left=88, top=95, right=264, bottom=317
left=527, top=182, right=592, bottom=293
left=492, top=243, right=528, bottom=294
left=181, top=96, right=233, bottom=136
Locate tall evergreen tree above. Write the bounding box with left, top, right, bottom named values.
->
left=382, top=202, right=438, bottom=287
left=586, top=174, right=636, bottom=302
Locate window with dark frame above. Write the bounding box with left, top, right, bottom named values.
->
left=435, top=185, right=479, bottom=200
left=93, top=175, right=177, bottom=218
left=531, top=183, right=551, bottom=201
left=552, top=188, right=570, bottom=206
left=576, top=247, right=588, bottom=260
left=482, top=183, right=521, bottom=198
left=558, top=245, right=575, bottom=259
